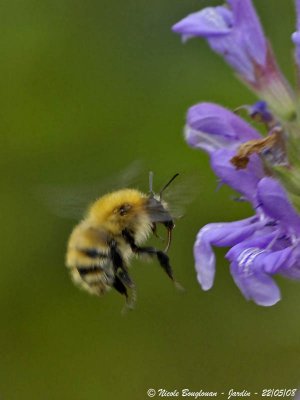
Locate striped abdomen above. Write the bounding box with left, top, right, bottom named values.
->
left=66, top=223, right=115, bottom=296
left=67, top=248, right=115, bottom=296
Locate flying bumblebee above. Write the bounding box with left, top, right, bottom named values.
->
left=65, top=172, right=181, bottom=308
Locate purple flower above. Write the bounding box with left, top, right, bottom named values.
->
left=195, top=175, right=300, bottom=306
left=173, top=0, right=295, bottom=119
left=173, top=1, right=300, bottom=306
left=184, top=100, right=300, bottom=306
left=187, top=102, right=300, bottom=306
left=173, top=0, right=267, bottom=84
left=226, top=177, right=300, bottom=305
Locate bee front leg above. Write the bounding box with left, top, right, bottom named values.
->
left=151, top=223, right=165, bottom=242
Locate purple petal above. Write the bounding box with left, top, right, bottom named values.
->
left=292, top=0, right=300, bottom=65
left=260, top=247, right=297, bottom=274
left=194, top=217, right=261, bottom=290
left=185, top=103, right=260, bottom=153
left=277, top=243, right=300, bottom=278
left=210, top=149, right=264, bottom=204
left=292, top=0, right=300, bottom=67
left=172, top=7, right=232, bottom=38
left=208, top=0, right=267, bottom=77
left=249, top=100, right=274, bottom=124
left=230, top=261, right=281, bottom=306
left=257, top=177, right=300, bottom=235
left=173, top=0, right=267, bottom=83
left=226, top=232, right=277, bottom=263
left=292, top=32, right=300, bottom=66
left=296, top=0, right=300, bottom=30
left=227, top=234, right=296, bottom=275
left=225, top=225, right=298, bottom=304
left=279, top=263, right=300, bottom=279
left=230, top=0, right=267, bottom=67
left=207, top=34, right=255, bottom=81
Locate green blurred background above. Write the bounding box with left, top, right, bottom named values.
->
left=0, top=0, right=299, bottom=399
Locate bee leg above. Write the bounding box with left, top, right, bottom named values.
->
left=109, top=240, right=134, bottom=288
left=151, top=223, right=164, bottom=242
left=113, top=275, right=136, bottom=309
left=113, top=275, right=128, bottom=298
left=152, top=250, right=184, bottom=291
left=109, top=240, right=136, bottom=309
left=156, top=250, right=174, bottom=281
left=122, top=229, right=182, bottom=289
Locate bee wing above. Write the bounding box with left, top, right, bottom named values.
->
left=164, top=172, right=200, bottom=218
left=37, top=161, right=144, bottom=220
left=37, top=183, right=98, bottom=220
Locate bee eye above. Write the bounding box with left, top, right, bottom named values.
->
left=119, top=204, right=131, bottom=216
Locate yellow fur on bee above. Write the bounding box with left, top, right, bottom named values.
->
left=88, top=189, right=146, bottom=220
left=86, top=189, right=151, bottom=236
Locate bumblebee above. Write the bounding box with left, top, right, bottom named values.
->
left=66, top=173, right=180, bottom=308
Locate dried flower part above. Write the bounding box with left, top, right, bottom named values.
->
left=230, top=129, right=287, bottom=169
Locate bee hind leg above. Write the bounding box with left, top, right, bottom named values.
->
left=109, top=240, right=136, bottom=309
left=113, top=275, right=128, bottom=297
left=113, top=275, right=136, bottom=310
left=110, top=240, right=134, bottom=287
left=113, top=275, right=136, bottom=311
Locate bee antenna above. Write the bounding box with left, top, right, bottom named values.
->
left=149, top=171, right=154, bottom=196
left=159, top=173, right=179, bottom=200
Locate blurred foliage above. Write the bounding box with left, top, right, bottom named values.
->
left=0, top=1, right=299, bottom=399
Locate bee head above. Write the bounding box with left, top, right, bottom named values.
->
left=147, top=172, right=179, bottom=252
left=88, top=189, right=149, bottom=233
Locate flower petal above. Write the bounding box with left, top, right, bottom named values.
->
left=226, top=233, right=297, bottom=275
left=211, top=149, right=264, bottom=204
left=226, top=232, right=277, bottom=264
left=230, top=0, right=267, bottom=67
left=173, top=0, right=267, bottom=82
left=230, top=261, right=281, bottom=306
left=257, top=177, right=300, bottom=235
left=279, top=263, right=300, bottom=280
left=194, top=217, right=260, bottom=290
left=292, top=0, right=300, bottom=65
left=185, top=103, right=260, bottom=153
left=258, top=247, right=296, bottom=274
left=172, top=6, right=231, bottom=38
left=207, top=0, right=267, bottom=81
left=292, top=32, right=300, bottom=66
